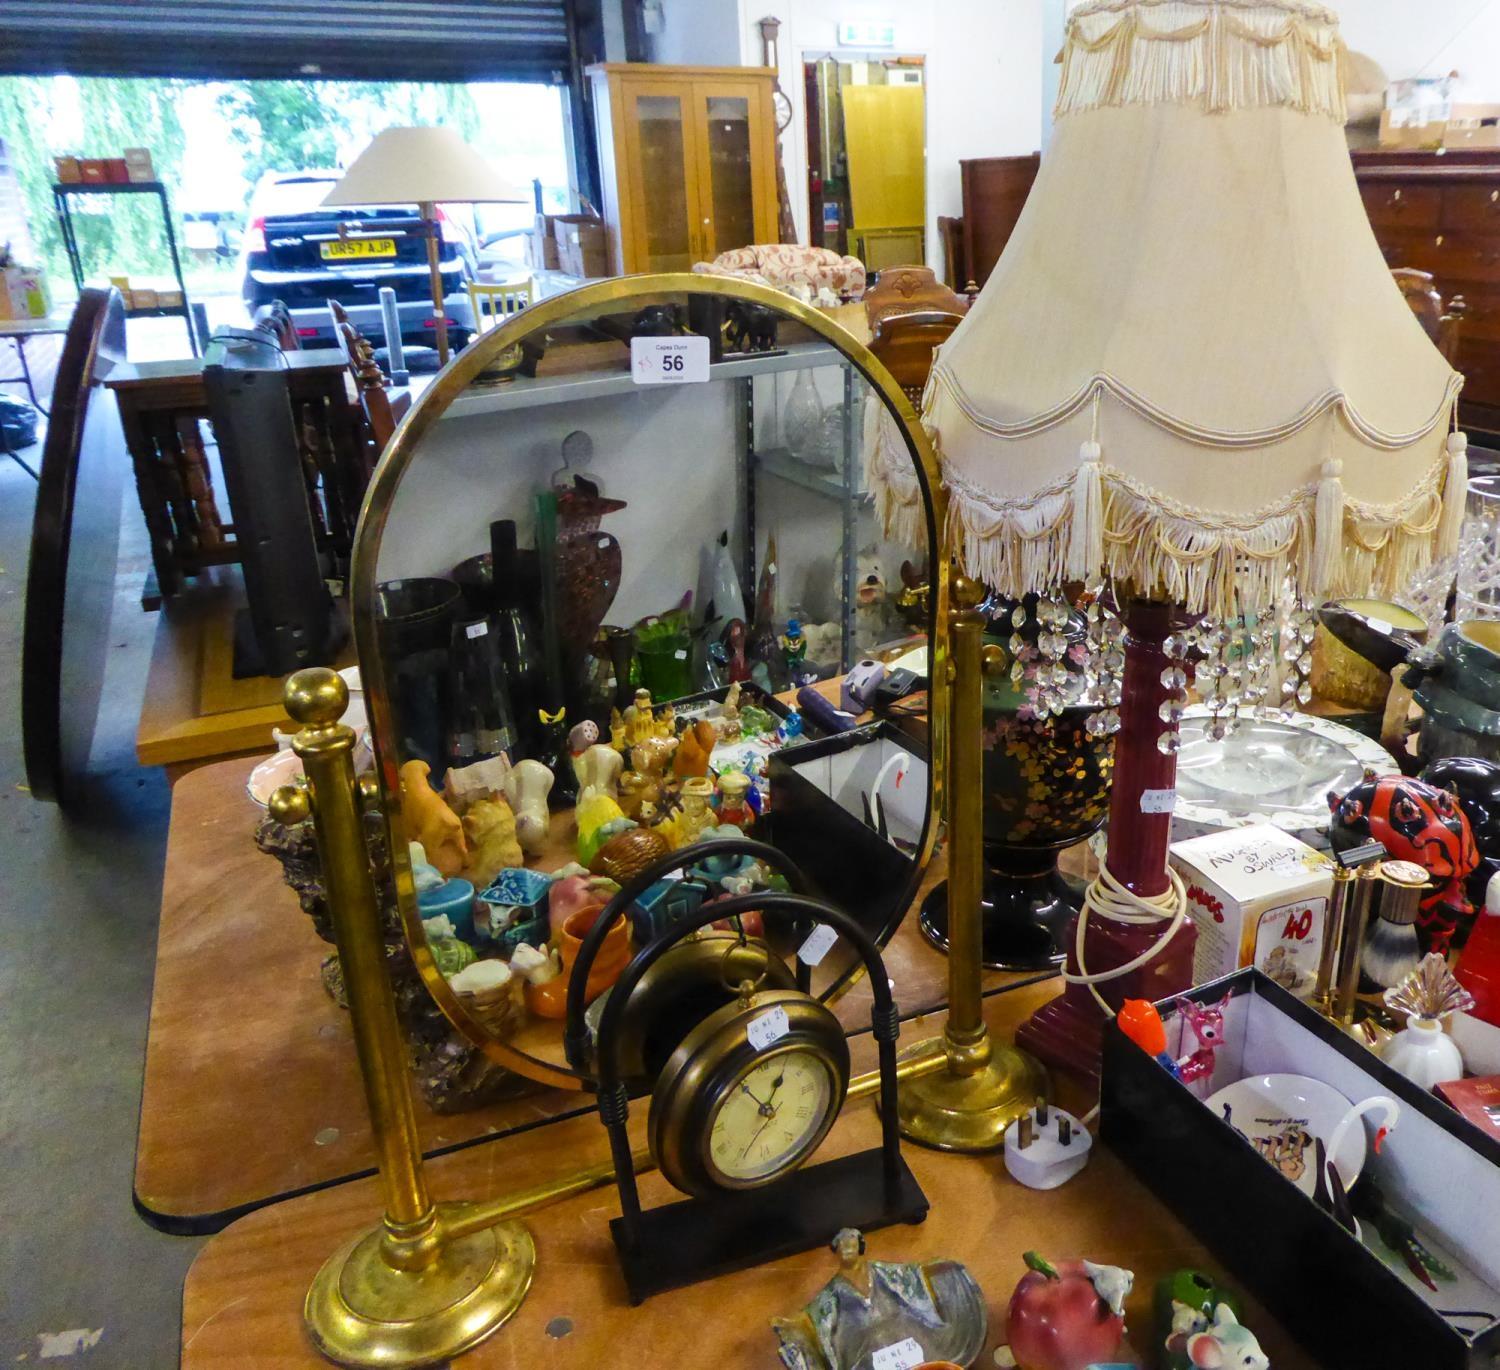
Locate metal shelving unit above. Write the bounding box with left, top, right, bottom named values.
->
left=51, top=181, right=197, bottom=355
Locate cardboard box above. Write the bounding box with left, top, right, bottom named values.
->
left=1379, top=109, right=1446, bottom=150
left=0, top=266, right=50, bottom=321
left=123, top=147, right=155, bottom=181
left=129, top=287, right=158, bottom=311
left=1444, top=105, right=1500, bottom=150
left=553, top=214, right=609, bottom=278
left=80, top=159, right=108, bottom=184
left=105, top=157, right=129, bottom=184
left=157, top=288, right=183, bottom=308
left=526, top=215, right=560, bottom=271
left=1169, top=823, right=1332, bottom=999
left=53, top=156, right=81, bottom=184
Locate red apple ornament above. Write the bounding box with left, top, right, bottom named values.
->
left=1007, top=1251, right=1129, bottom=1370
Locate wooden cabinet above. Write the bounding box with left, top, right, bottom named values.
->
left=1353, top=149, right=1500, bottom=434
left=958, top=154, right=1040, bottom=290
left=587, top=64, right=780, bottom=276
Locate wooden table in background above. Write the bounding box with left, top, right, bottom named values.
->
left=137, top=756, right=1027, bottom=1232
left=179, top=988, right=1317, bottom=1369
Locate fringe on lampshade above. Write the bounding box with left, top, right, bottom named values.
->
left=930, top=442, right=1458, bottom=621
left=862, top=397, right=927, bottom=549
left=1055, top=0, right=1347, bottom=121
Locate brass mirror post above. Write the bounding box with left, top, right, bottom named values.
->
left=271, top=669, right=534, bottom=1368
left=894, top=577, right=1046, bottom=1150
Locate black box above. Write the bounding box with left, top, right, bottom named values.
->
left=1102, top=968, right=1500, bottom=1369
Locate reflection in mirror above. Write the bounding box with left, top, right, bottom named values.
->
left=352, top=280, right=938, bottom=1090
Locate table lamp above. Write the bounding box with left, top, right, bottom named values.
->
left=882, top=0, right=1466, bottom=1081
left=322, top=126, right=527, bottom=365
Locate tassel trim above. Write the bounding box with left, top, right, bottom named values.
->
left=937, top=452, right=1453, bottom=620
left=1436, top=430, right=1469, bottom=562
left=1056, top=0, right=1347, bottom=121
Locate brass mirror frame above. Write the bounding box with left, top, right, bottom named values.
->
left=350, top=272, right=949, bottom=1090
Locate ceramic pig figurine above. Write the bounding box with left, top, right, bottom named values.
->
left=1180, top=1304, right=1268, bottom=1370
left=504, top=759, right=554, bottom=856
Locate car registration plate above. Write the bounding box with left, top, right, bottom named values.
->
left=321, top=238, right=396, bottom=261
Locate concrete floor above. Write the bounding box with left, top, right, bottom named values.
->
left=0, top=443, right=200, bottom=1364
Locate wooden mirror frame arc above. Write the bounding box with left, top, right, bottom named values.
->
left=349, top=272, right=949, bottom=1090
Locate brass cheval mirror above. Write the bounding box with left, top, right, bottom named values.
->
left=270, top=274, right=1020, bottom=1366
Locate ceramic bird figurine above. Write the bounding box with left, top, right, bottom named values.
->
left=503, top=758, right=554, bottom=856
left=673, top=719, right=718, bottom=779
left=400, top=759, right=467, bottom=878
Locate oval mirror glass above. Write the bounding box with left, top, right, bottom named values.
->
left=353, top=275, right=942, bottom=1089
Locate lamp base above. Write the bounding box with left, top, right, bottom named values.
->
left=304, top=1204, right=535, bottom=1369
left=892, top=1033, right=1047, bottom=1153
left=919, top=848, right=1083, bottom=971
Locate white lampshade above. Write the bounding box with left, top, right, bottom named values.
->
left=322, top=126, right=528, bottom=207
left=892, top=0, right=1465, bottom=619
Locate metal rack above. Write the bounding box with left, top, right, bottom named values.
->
left=51, top=181, right=197, bottom=355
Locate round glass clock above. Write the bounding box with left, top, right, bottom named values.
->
left=650, top=987, right=851, bottom=1198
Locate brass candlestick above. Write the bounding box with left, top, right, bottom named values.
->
left=894, top=576, right=1046, bottom=1150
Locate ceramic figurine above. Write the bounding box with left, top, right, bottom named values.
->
left=526, top=902, right=631, bottom=1018
left=1155, top=1271, right=1244, bottom=1370
left=1166, top=1304, right=1268, bottom=1370
left=461, top=796, right=523, bottom=889
left=1381, top=952, right=1472, bottom=1088
left=591, top=824, right=671, bottom=884
left=617, top=769, right=658, bottom=821
left=444, top=754, right=513, bottom=809
left=678, top=776, right=716, bottom=844
left=776, top=711, right=805, bottom=745
left=632, top=732, right=678, bottom=782
left=800, top=620, right=842, bottom=668
left=655, top=702, right=677, bottom=740
left=1174, top=993, right=1230, bottom=1086
left=508, top=941, right=557, bottom=987
left=538, top=706, right=578, bottom=808
left=1420, top=755, right=1500, bottom=924
left=1329, top=770, right=1480, bottom=955
left=716, top=769, right=755, bottom=830
left=503, top=758, right=554, bottom=856
left=568, top=719, right=601, bottom=791
left=722, top=618, right=752, bottom=683
left=409, top=841, right=445, bottom=894
left=448, top=958, right=524, bottom=1039
left=576, top=793, right=633, bottom=868
left=1001, top=1252, right=1131, bottom=1370
left=577, top=742, right=624, bottom=801
left=624, top=687, right=656, bottom=746
left=673, top=719, right=718, bottom=779
left=772, top=1228, right=987, bottom=1370
left=781, top=618, right=809, bottom=676
left=547, top=869, right=616, bottom=930
left=400, top=759, right=468, bottom=877
left=609, top=706, right=629, bottom=753
left=417, top=875, right=477, bottom=942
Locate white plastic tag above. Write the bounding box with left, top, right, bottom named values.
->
left=1140, top=788, right=1175, bottom=814
left=797, top=925, right=838, bottom=967
left=631, top=335, right=709, bottom=385
left=674, top=648, right=688, bottom=660
left=465, top=621, right=488, bottom=639
left=871, top=1339, right=924, bottom=1370
left=746, top=1006, right=790, bottom=1051
left=1367, top=616, right=1394, bottom=635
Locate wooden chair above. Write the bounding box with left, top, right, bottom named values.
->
left=863, top=265, right=971, bottom=333
left=337, top=320, right=409, bottom=456
left=252, top=300, right=301, bottom=352
left=468, top=277, right=535, bottom=333
left=1391, top=268, right=1465, bottom=366
left=869, top=309, right=965, bottom=411
left=937, top=216, right=966, bottom=291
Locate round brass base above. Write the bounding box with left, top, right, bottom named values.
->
left=304, top=1204, right=535, bottom=1368
left=891, top=1034, right=1047, bottom=1153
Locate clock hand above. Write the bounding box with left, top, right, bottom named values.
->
left=740, top=1082, right=771, bottom=1110
left=739, top=1109, right=777, bottom=1161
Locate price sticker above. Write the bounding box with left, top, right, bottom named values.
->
left=674, top=648, right=688, bottom=660
left=1366, top=616, right=1394, bottom=635
left=746, top=1005, right=790, bottom=1051
left=631, top=334, right=710, bottom=385
left=465, top=620, right=489, bottom=639
left=871, top=1339, right=924, bottom=1370
left=1140, top=788, right=1176, bottom=814
left=797, top=924, right=839, bottom=967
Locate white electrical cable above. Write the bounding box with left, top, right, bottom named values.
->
left=1062, top=858, right=1188, bottom=1017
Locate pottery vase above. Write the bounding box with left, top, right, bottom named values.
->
left=525, top=902, right=631, bottom=1019
left=1381, top=1015, right=1464, bottom=1089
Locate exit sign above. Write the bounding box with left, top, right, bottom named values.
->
left=838, top=20, right=895, bottom=47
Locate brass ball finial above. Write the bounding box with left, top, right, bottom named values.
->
left=284, top=667, right=347, bottom=727
left=952, top=575, right=984, bottom=611
left=268, top=784, right=311, bottom=826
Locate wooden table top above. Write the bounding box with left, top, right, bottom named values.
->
left=138, top=754, right=1020, bottom=1232
left=180, top=986, right=1316, bottom=1369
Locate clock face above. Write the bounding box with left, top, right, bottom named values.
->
left=707, top=1049, right=835, bottom=1184
left=773, top=88, right=794, bottom=132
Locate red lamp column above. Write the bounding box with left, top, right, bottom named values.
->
left=1015, top=599, right=1196, bottom=1081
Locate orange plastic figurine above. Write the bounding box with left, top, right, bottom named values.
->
left=1117, top=998, right=1183, bottom=1080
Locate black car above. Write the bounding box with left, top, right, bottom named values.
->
left=238, top=171, right=477, bottom=350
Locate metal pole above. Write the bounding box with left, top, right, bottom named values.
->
left=378, top=286, right=408, bottom=385
left=944, top=585, right=987, bottom=1054
left=420, top=201, right=451, bottom=365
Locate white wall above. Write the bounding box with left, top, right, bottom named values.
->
left=643, top=0, right=742, bottom=65
left=716, top=0, right=1045, bottom=274
left=1335, top=0, right=1500, bottom=99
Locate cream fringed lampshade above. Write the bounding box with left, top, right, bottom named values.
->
left=885, top=0, right=1465, bottom=621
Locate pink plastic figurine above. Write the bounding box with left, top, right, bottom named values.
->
left=1174, top=993, right=1231, bottom=1086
